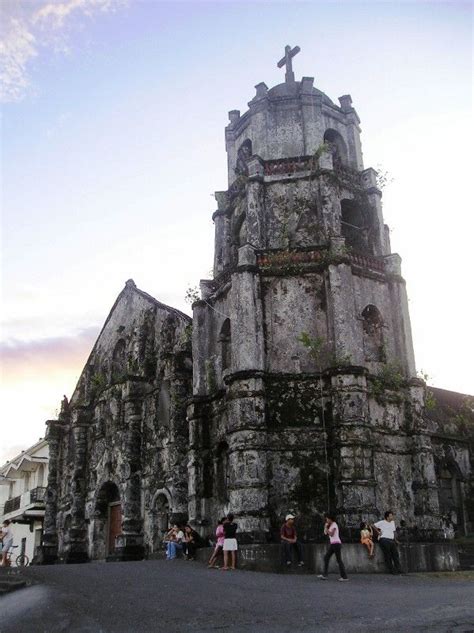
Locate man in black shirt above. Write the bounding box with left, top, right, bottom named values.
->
left=222, top=513, right=238, bottom=570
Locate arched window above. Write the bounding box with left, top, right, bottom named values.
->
left=436, top=454, right=466, bottom=535
left=341, top=199, right=368, bottom=252
left=323, top=129, right=347, bottom=168
left=157, top=380, right=171, bottom=428
left=235, top=139, right=252, bottom=176
left=112, top=339, right=126, bottom=381
left=361, top=305, right=385, bottom=362
left=219, top=319, right=231, bottom=372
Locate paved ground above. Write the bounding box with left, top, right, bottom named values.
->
left=0, top=561, right=473, bottom=633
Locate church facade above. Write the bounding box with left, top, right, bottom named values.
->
left=42, top=49, right=472, bottom=562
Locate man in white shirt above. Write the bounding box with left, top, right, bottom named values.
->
left=374, top=510, right=403, bottom=574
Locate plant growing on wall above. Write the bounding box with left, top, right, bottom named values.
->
left=369, top=361, right=406, bottom=403
left=375, top=165, right=394, bottom=191
left=297, top=332, right=352, bottom=370
left=185, top=285, right=200, bottom=305
left=310, top=142, right=331, bottom=170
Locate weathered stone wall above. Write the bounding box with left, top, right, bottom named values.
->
left=46, top=281, right=192, bottom=561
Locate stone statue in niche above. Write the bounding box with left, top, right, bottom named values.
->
left=235, top=140, right=252, bottom=176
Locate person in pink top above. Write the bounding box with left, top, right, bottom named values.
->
left=208, top=517, right=226, bottom=568
left=317, top=513, right=349, bottom=581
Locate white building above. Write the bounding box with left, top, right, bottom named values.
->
left=0, top=438, right=49, bottom=563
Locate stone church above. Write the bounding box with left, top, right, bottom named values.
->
left=42, top=47, right=472, bottom=563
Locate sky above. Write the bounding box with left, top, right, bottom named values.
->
left=1, top=0, right=473, bottom=464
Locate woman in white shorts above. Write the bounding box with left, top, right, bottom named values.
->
left=222, top=513, right=238, bottom=570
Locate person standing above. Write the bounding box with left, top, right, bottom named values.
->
left=317, top=514, right=349, bottom=581
left=374, top=510, right=403, bottom=574
left=222, top=514, right=238, bottom=571
left=280, top=514, right=304, bottom=566
left=208, top=518, right=226, bottom=568
left=1, top=520, right=14, bottom=567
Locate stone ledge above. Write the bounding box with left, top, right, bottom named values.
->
left=194, top=542, right=459, bottom=574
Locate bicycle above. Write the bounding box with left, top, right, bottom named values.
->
left=2, top=545, right=30, bottom=568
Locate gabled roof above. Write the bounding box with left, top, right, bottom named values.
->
left=69, top=280, right=191, bottom=403
left=0, top=438, right=48, bottom=476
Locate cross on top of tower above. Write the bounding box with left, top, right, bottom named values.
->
left=277, top=45, right=301, bottom=84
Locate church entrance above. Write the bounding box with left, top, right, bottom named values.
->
left=93, top=482, right=122, bottom=559
left=151, top=493, right=169, bottom=553
left=108, top=502, right=122, bottom=554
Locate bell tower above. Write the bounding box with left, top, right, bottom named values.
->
left=188, top=47, right=438, bottom=537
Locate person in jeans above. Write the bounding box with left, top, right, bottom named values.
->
left=280, top=514, right=304, bottom=566
left=166, top=525, right=184, bottom=560
left=374, top=510, right=403, bottom=574
left=222, top=514, right=238, bottom=570
left=317, top=513, right=349, bottom=581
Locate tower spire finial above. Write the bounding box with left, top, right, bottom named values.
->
left=277, top=45, right=301, bottom=84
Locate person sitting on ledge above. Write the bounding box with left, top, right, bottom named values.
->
left=280, top=513, right=304, bottom=567
left=360, top=521, right=375, bottom=558
left=183, top=525, right=197, bottom=560
left=165, top=525, right=184, bottom=560
left=374, top=510, right=404, bottom=575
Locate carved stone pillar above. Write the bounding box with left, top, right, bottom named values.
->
left=39, top=418, right=62, bottom=564
left=64, top=407, right=90, bottom=563
left=226, top=375, right=270, bottom=540
left=409, top=381, right=440, bottom=529
left=329, top=368, right=377, bottom=525
left=114, top=380, right=144, bottom=561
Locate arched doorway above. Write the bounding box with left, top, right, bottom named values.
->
left=151, top=492, right=170, bottom=553
left=93, top=482, right=122, bottom=559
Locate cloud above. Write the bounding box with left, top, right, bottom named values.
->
left=0, top=326, right=99, bottom=381
left=0, top=0, right=127, bottom=103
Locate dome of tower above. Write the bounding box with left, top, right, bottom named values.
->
left=267, top=80, right=335, bottom=107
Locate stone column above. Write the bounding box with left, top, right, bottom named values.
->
left=361, top=167, right=385, bottom=256
left=246, top=157, right=265, bottom=248
left=168, top=360, right=192, bottom=523
left=65, top=407, right=90, bottom=563
left=226, top=376, right=270, bottom=539
left=385, top=254, right=417, bottom=377
left=40, top=418, right=62, bottom=564
left=213, top=190, right=230, bottom=276
left=226, top=249, right=269, bottom=539
left=338, top=95, right=363, bottom=171
left=329, top=368, right=378, bottom=525
left=186, top=399, right=209, bottom=529
left=230, top=246, right=265, bottom=373
left=408, top=380, right=440, bottom=529
left=326, top=262, right=364, bottom=366
left=115, top=380, right=144, bottom=560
